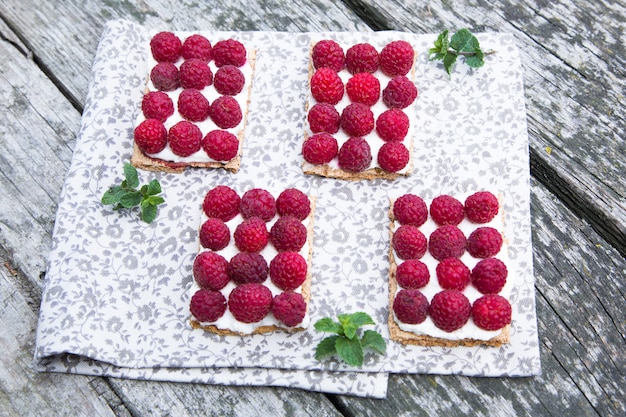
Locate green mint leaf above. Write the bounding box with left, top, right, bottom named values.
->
left=336, top=336, right=364, bottom=367
left=449, top=28, right=475, bottom=53
left=315, top=335, right=339, bottom=360
left=118, top=190, right=142, bottom=208
left=428, top=30, right=449, bottom=61
left=123, top=163, right=140, bottom=189
left=141, top=203, right=158, bottom=224
left=465, top=47, right=485, bottom=68
left=346, top=312, right=375, bottom=328
left=314, top=318, right=343, bottom=334
left=146, top=178, right=162, bottom=196
left=443, top=52, right=458, bottom=75
left=101, top=186, right=125, bottom=205
left=361, top=330, right=387, bottom=355
left=146, top=196, right=165, bottom=206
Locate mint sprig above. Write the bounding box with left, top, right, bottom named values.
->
left=101, top=163, right=165, bottom=224
left=314, top=312, right=386, bottom=367
left=428, top=29, right=495, bottom=76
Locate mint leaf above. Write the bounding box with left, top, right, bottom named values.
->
left=146, top=179, right=162, bottom=196
left=141, top=203, right=158, bottom=224
left=346, top=312, right=375, bottom=328
left=123, top=163, right=140, bottom=189
left=119, top=191, right=142, bottom=208
left=361, top=330, right=387, bottom=355
left=314, top=318, right=343, bottom=334
left=315, top=336, right=339, bottom=360
left=336, top=336, right=364, bottom=367
left=443, top=52, right=458, bottom=75
left=465, top=47, right=485, bottom=68
left=449, top=28, right=475, bottom=53
left=430, top=28, right=493, bottom=77
left=101, top=186, right=125, bottom=205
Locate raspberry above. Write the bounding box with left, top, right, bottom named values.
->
left=276, top=188, right=311, bottom=220
left=150, top=62, right=180, bottom=91
left=234, top=217, right=269, bottom=252
left=240, top=188, right=276, bottom=222
left=212, top=39, right=247, bottom=67
left=395, top=259, right=430, bottom=289
left=472, top=294, right=512, bottom=330
left=189, top=289, right=227, bottom=322
left=269, top=251, right=308, bottom=291
left=382, top=76, right=418, bottom=109
left=199, top=217, right=230, bottom=251
left=392, top=224, right=427, bottom=260
left=168, top=121, right=202, bottom=157
left=180, top=58, right=213, bottom=90
left=310, top=68, right=344, bottom=105
left=393, top=289, right=429, bottom=324
left=377, top=141, right=410, bottom=173
left=430, top=195, right=464, bottom=226
left=150, top=31, right=182, bottom=62
left=471, top=257, right=508, bottom=294
left=210, top=95, right=242, bottom=129
left=193, top=251, right=230, bottom=290
left=312, top=39, right=345, bottom=72
left=379, top=40, right=415, bottom=76
left=202, top=130, right=239, bottom=161
left=141, top=91, right=174, bottom=122
left=340, top=103, right=375, bottom=137
left=465, top=191, right=499, bottom=224
left=227, top=252, right=268, bottom=285
left=429, top=290, right=471, bottom=332
left=428, top=225, right=466, bottom=261
left=436, top=258, right=470, bottom=291
left=134, top=119, right=167, bottom=154
left=307, top=103, right=340, bottom=134
left=270, top=216, right=308, bottom=252
left=213, top=65, right=245, bottom=95
left=346, top=72, right=380, bottom=106
left=345, top=43, right=379, bottom=74
left=393, top=194, right=428, bottom=227
left=203, top=185, right=240, bottom=222
left=272, top=292, right=307, bottom=327
left=337, top=137, right=372, bottom=173
left=376, top=108, right=409, bottom=142
left=302, top=133, right=338, bottom=165
left=467, top=227, right=503, bottom=258
left=181, top=34, right=212, bottom=61
left=178, top=88, right=210, bottom=122
left=228, top=283, right=273, bottom=323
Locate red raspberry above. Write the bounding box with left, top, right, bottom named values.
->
left=142, top=91, right=174, bottom=122
left=270, top=216, right=308, bottom=252
left=227, top=252, right=268, bottom=285
left=310, top=68, right=344, bottom=105
left=472, top=294, right=512, bottom=331
left=228, top=283, right=273, bottom=323
left=465, top=191, right=499, bottom=223
left=430, top=195, right=464, bottom=226
left=302, top=133, right=338, bottom=165
left=193, top=251, right=230, bottom=290
left=234, top=217, right=269, bottom=252
left=307, top=103, right=340, bottom=134
left=199, top=217, right=230, bottom=251
left=178, top=88, right=210, bottom=122
left=213, top=65, right=245, bottom=95
left=210, top=96, right=242, bottom=129
left=212, top=39, right=247, bottom=67
left=272, top=292, right=307, bottom=327
left=134, top=119, right=167, bottom=154
left=337, top=137, right=372, bottom=173
left=392, top=224, right=427, bottom=260
left=436, top=258, right=470, bottom=291
left=150, top=62, right=180, bottom=91
left=345, top=43, right=379, bottom=74
left=471, top=257, right=508, bottom=294
left=346, top=72, right=380, bottom=106
left=429, top=290, right=471, bottom=332
left=276, top=188, right=311, bottom=221
left=180, top=58, right=213, bottom=90
left=190, top=289, right=227, bottom=322
left=393, top=194, right=428, bottom=227
left=181, top=34, right=212, bottom=61
left=428, top=225, right=466, bottom=261
left=240, top=188, right=276, bottom=222
left=467, top=227, right=503, bottom=258
left=382, top=76, right=418, bottom=109
left=340, top=103, right=375, bottom=137
left=150, top=31, right=182, bottom=62
left=379, top=40, right=415, bottom=76
left=393, top=289, right=429, bottom=324
left=168, top=121, right=202, bottom=157
left=312, top=39, right=345, bottom=72
left=377, top=141, right=410, bottom=173
left=376, top=109, right=409, bottom=142
left=203, top=185, right=240, bottom=222
left=269, top=251, right=308, bottom=291
left=202, top=130, right=239, bottom=161
left=396, top=259, right=430, bottom=289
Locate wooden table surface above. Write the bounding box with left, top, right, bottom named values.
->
left=1, top=1, right=624, bottom=416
